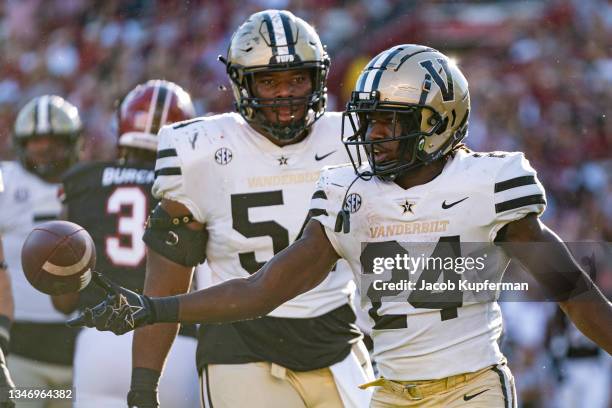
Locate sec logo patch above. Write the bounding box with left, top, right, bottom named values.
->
left=215, top=148, right=233, bottom=165
left=344, top=193, right=362, bottom=213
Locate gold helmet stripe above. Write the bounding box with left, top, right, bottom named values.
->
left=278, top=11, right=295, bottom=55
left=261, top=13, right=278, bottom=55
left=270, top=11, right=290, bottom=56
left=358, top=46, right=404, bottom=92
left=262, top=11, right=295, bottom=58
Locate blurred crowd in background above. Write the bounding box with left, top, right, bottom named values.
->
left=0, top=0, right=610, bottom=407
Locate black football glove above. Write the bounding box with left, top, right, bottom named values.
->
left=0, top=349, right=15, bottom=408
left=67, top=272, right=154, bottom=335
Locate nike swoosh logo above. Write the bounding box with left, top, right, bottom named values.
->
left=315, top=150, right=336, bottom=161
left=442, top=197, right=469, bottom=209
left=463, top=389, right=489, bottom=401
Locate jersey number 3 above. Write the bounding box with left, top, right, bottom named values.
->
left=105, top=187, right=148, bottom=267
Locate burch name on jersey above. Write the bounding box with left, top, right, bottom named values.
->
left=62, top=161, right=156, bottom=308
left=0, top=161, right=64, bottom=321
left=310, top=149, right=546, bottom=380
left=153, top=112, right=354, bottom=318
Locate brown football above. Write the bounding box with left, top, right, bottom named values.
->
left=21, top=220, right=96, bottom=295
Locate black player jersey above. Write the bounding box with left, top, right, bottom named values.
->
left=62, top=160, right=156, bottom=309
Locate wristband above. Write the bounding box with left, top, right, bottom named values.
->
left=149, top=297, right=179, bottom=323
left=128, top=368, right=160, bottom=408
left=130, top=367, right=160, bottom=391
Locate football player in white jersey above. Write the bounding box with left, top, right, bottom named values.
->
left=0, top=96, right=82, bottom=407
left=74, top=10, right=372, bottom=408
left=73, top=43, right=612, bottom=407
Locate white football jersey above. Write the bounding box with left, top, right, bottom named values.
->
left=0, top=161, right=66, bottom=322
left=311, top=149, right=546, bottom=380
left=153, top=112, right=355, bottom=318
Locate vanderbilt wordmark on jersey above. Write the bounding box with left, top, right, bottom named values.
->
left=310, top=149, right=546, bottom=380
left=153, top=112, right=361, bottom=371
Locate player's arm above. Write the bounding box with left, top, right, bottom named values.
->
left=70, top=218, right=338, bottom=328
left=501, top=213, right=612, bottom=354
left=129, top=198, right=201, bottom=407
left=178, top=219, right=338, bottom=322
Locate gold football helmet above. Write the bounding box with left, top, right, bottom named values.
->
left=343, top=44, right=470, bottom=180
left=13, top=95, right=82, bottom=179
left=221, top=10, right=330, bottom=143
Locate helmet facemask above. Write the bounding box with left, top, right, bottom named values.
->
left=18, top=134, right=81, bottom=181
left=228, top=61, right=328, bottom=144
left=343, top=90, right=466, bottom=181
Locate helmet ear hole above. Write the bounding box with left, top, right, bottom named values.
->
left=435, top=117, right=449, bottom=135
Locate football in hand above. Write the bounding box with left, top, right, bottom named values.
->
left=21, top=220, right=96, bottom=295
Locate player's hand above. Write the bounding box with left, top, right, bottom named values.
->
left=0, top=349, right=15, bottom=408
left=67, top=272, right=154, bottom=335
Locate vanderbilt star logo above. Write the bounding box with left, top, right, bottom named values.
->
left=400, top=200, right=415, bottom=214
left=278, top=156, right=289, bottom=166
left=442, top=197, right=469, bottom=209
left=463, top=389, right=489, bottom=401
left=315, top=150, right=336, bottom=161
left=114, top=294, right=143, bottom=330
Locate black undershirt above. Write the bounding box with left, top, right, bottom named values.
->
left=196, top=303, right=361, bottom=372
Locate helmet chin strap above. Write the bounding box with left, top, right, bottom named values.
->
left=251, top=108, right=312, bottom=144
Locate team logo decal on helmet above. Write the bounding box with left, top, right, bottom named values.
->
left=220, top=10, right=330, bottom=144
left=342, top=44, right=470, bottom=181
